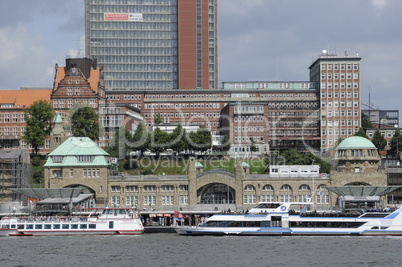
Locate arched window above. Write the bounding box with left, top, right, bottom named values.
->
left=298, top=184, right=311, bottom=202
left=280, top=184, right=293, bottom=202
left=261, top=184, right=275, bottom=202
left=316, top=184, right=329, bottom=204
left=199, top=184, right=234, bottom=204
left=243, top=185, right=256, bottom=204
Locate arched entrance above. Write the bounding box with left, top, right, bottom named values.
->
left=198, top=183, right=235, bottom=204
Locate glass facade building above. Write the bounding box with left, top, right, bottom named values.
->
left=85, top=0, right=217, bottom=91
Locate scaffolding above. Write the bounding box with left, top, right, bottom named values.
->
left=0, top=150, right=32, bottom=202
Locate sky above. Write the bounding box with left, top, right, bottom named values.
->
left=0, top=0, right=401, bottom=117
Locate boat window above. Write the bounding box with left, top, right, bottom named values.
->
left=17, top=225, right=24, bottom=229
left=119, top=209, right=127, bottom=214
left=255, top=203, right=281, bottom=209
left=44, top=224, right=52, bottom=229
left=35, top=225, right=43, bottom=229
left=26, top=224, right=34, bottom=229
left=260, top=221, right=271, bottom=227
left=80, top=224, right=88, bottom=229
left=109, top=221, right=114, bottom=229
left=62, top=224, right=69, bottom=229
left=71, top=224, right=78, bottom=229
left=89, top=224, right=96, bottom=229
left=11, top=224, right=16, bottom=229
left=53, top=224, right=61, bottom=229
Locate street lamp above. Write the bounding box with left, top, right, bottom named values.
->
left=395, top=124, right=399, bottom=160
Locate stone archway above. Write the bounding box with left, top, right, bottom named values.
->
left=64, top=184, right=97, bottom=200
left=198, top=183, right=234, bottom=204
left=191, top=169, right=242, bottom=208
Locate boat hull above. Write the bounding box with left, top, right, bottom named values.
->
left=6, top=229, right=144, bottom=236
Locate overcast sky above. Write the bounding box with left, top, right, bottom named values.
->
left=0, top=0, right=401, bottom=117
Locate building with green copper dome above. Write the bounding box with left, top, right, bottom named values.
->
left=329, top=136, right=388, bottom=208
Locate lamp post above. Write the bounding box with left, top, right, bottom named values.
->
left=395, top=124, right=399, bottom=161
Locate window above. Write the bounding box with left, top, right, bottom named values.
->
left=161, top=185, right=174, bottom=192
left=111, top=186, right=121, bottom=192
left=161, top=196, right=174, bottom=205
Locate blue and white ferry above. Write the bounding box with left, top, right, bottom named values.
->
left=175, top=202, right=402, bottom=236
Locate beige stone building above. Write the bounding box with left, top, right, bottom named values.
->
left=44, top=137, right=110, bottom=205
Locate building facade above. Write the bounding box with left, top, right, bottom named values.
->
left=309, top=51, right=362, bottom=153
left=85, top=0, right=217, bottom=90
left=44, top=137, right=110, bottom=205
left=362, top=109, right=399, bottom=127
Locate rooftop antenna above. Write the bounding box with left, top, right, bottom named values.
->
left=335, top=39, right=337, bottom=55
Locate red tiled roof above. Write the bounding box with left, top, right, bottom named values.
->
left=0, top=89, right=52, bottom=108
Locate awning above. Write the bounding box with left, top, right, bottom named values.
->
left=36, top=194, right=93, bottom=204
left=12, top=188, right=83, bottom=199
left=325, top=186, right=401, bottom=197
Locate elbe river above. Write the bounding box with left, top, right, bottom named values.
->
left=0, top=233, right=400, bottom=267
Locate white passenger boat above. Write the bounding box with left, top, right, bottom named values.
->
left=0, top=208, right=144, bottom=236
left=175, top=202, right=402, bottom=236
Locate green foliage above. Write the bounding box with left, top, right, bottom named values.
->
left=361, top=113, right=373, bottom=131
left=390, top=128, right=402, bottom=153
left=169, top=124, right=189, bottom=153
left=354, top=127, right=368, bottom=138
left=219, top=135, right=231, bottom=152
left=187, top=125, right=212, bottom=153
left=371, top=129, right=387, bottom=150
left=131, top=122, right=149, bottom=155
left=23, top=100, right=55, bottom=155
left=31, top=156, right=45, bottom=187
left=104, top=126, right=132, bottom=158
left=154, top=113, right=162, bottom=125
left=70, top=106, right=100, bottom=140
left=150, top=127, right=169, bottom=156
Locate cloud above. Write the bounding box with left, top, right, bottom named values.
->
left=372, top=0, right=387, bottom=9
left=0, top=24, right=51, bottom=89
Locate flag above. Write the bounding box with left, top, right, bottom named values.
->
left=174, top=211, right=185, bottom=220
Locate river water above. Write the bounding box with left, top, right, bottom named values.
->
left=0, top=233, right=400, bottom=267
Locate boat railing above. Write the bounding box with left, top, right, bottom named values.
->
left=14, top=216, right=89, bottom=223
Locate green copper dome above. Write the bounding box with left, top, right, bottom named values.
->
left=337, top=136, right=376, bottom=150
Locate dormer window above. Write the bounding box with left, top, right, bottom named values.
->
left=77, top=155, right=94, bottom=162
left=52, top=156, right=64, bottom=163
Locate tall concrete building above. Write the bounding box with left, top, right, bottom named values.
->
left=309, top=51, right=362, bottom=153
left=85, top=0, right=217, bottom=91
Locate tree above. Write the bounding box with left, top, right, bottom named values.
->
left=104, top=126, right=133, bottom=158
left=361, top=113, right=373, bottom=131
left=169, top=124, right=189, bottom=153
left=354, top=127, right=368, bottom=138
left=390, top=128, right=402, bottom=154
left=154, top=113, right=162, bottom=125
left=219, top=135, right=231, bottom=152
left=150, top=127, right=169, bottom=157
left=131, top=122, right=149, bottom=157
left=23, top=100, right=55, bottom=155
left=187, top=125, right=212, bottom=154
left=70, top=106, right=100, bottom=140
left=371, top=129, right=387, bottom=150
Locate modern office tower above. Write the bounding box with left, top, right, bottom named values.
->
left=309, top=51, right=362, bottom=153
left=85, top=0, right=217, bottom=91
